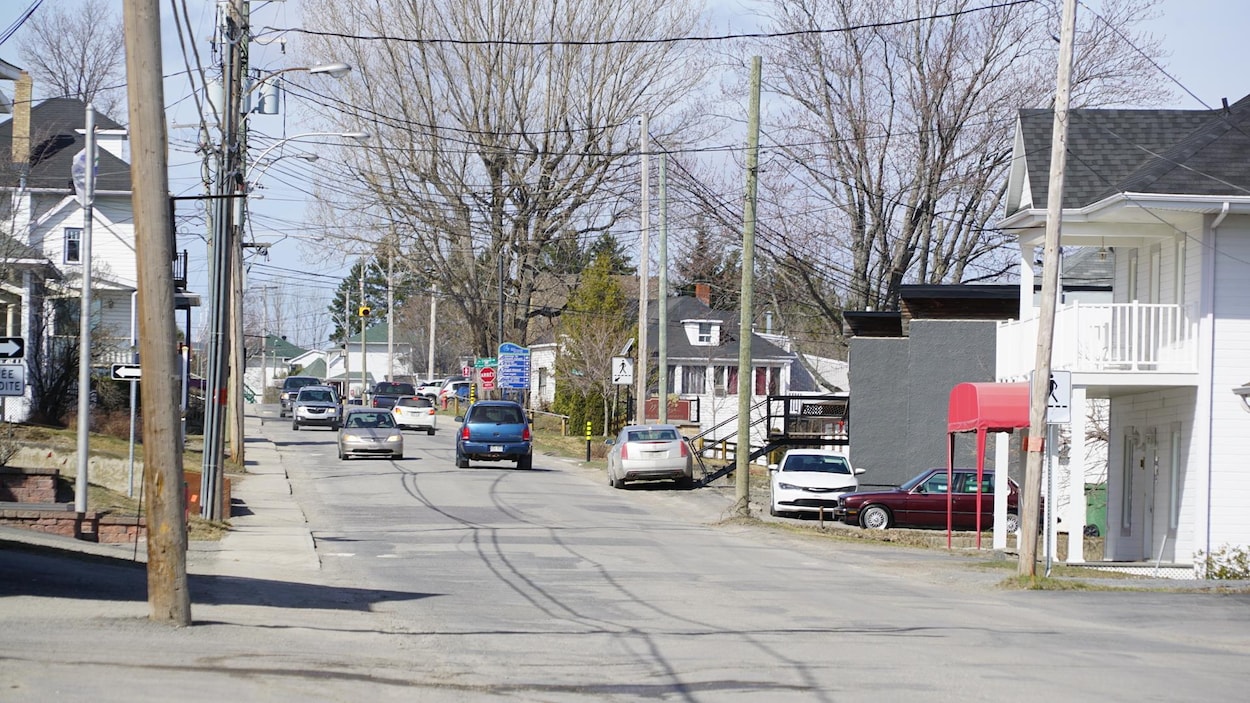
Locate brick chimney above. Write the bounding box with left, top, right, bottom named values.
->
left=11, top=71, right=31, bottom=166
left=694, top=283, right=711, bottom=307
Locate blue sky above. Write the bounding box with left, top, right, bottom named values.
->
left=1, top=0, right=1249, bottom=344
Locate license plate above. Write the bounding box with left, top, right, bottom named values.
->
left=490, top=445, right=504, bottom=452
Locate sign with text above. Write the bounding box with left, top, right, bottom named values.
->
left=0, top=364, right=24, bottom=396
left=497, top=342, right=530, bottom=390
left=479, top=366, right=497, bottom=390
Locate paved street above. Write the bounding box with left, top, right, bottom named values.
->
left=2, top=406, right=1249, bottom=702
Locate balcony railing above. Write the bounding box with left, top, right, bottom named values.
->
left=997, top=302, right=1198, bottom=379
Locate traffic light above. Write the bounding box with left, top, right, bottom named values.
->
left=358, top=305, right=371, bottom=317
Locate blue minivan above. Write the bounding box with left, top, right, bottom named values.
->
left=455, top=400, right=532, bottom=469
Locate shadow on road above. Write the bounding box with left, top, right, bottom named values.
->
left=0, top=544, right=440, bottom=611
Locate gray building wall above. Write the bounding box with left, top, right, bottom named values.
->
left=849, top=320, right=1001, bottom=489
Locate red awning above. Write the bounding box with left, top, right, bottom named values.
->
left=947, top=382, right=1030, bottom=434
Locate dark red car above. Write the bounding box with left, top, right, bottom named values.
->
left=833, top=467, right=1020, bottom=532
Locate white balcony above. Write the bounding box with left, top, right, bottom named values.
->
left=997, top=302, right=1198, bottom=381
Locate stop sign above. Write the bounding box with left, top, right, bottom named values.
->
left=479, top=366, right=497, bottom=389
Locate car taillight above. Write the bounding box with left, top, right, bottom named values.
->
left=679, top=441, right=688, bottom=457
left=522, top=426, right=531, bottom=441
left=427, top=408, right=435, bottom=416
left=461, top=425, right=470, bottom=440
left=620, top=443, right=628, bottom=459
left=372, top=399, right=380, bottom=407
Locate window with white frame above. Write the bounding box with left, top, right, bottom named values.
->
left=682, top=365, right=706, bottom=394
left=697, top=322, right=713, bottom=344
left=64, top=227, right=82, bottom=263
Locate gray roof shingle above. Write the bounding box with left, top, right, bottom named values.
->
left=1017, top=99, right=1243, bottom=210
left=0, top=98, right=131, bottom=192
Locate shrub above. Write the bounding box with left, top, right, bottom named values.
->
left=1195, top=544, right=1250, bottom=580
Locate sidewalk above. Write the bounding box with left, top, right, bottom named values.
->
left=0, top=410, right=321, bottom=580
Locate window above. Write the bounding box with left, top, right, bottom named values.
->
left=682, top=365, right=706, bottom=394
left=64, top=227, right=82, bottom=263
left=1121, top=431, right=1135, bottom=530
left=754, top=367, right=778, bottom=395
left=714, top=366, right=737, bottom=395
left=697, top=322, right=713, bottom=344
left=1169, top=425, right=1182, bottom=531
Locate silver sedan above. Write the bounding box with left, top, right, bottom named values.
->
left=337, top=408, right=404, bottom=460
left=605, top=424, right=693, bottom=489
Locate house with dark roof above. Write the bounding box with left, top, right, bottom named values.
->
left=999, top=98, right=1250, bottom=571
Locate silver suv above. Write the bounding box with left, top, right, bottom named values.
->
left=291, top=385, right=342, bottom=430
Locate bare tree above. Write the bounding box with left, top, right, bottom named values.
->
left=738, top=0, right=1167, bottom=346
left=299, top=0, right=711, bottom=356
left=17, top=0, right=126, bottom=118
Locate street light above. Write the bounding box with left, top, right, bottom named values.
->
left=201, top=57, right=358, bottom=520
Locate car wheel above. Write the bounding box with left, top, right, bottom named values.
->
left=428, top=428, right=435, bottom=436
left=456, top=452, right=469, bottom=469
left=610, top=472, right=625, bottom=489
left=860, top=505, right=891, bottom=530
left=338, top=447, right=346, bottom=460
left=292, top=421, right=299, bottom=431
left=517, top=455, right=532, bottom=470
left=769, top=503, right=779, bottom=517
left=1005, top=512, right=1021, bottom=533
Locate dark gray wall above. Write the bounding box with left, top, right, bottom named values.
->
left=849, top=320, right=1001, bottom=489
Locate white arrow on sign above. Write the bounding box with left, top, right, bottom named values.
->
left=0, top=338, right=23, bottom=358
left=112, top=364, right=142, bottom=381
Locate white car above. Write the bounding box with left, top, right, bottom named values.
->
left=606, top=424, right=693, bottom=489
left=392, top=396, right=437, bottom=435
left=769, top=449, right=863, bottom=518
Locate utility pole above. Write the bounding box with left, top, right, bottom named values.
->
left=73, top=105, right=96, bottom=515
left=427, top=284, right=437, bottom=380
left=1021, top=0, right=1077, bottom=576
left=657, top=151, right=669, bottom=424
left=201, top=0, right=245, bottom=520
left=387, top=232, right=394, bottom=381
left=734, top=56, right=762, bottom=517
left=360, top=263, right=367, bottom=399
left=226, top=0, right=250, bottom=469
left=122, top=0, right=192, bottom=625
left=635, top=113, right=649, bottom=425
left=343, top=287, right=350, bottom=397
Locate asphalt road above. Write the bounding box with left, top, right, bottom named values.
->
left=2, top=406, right=1249, bottom=701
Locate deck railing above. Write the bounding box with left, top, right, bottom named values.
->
left=997, top=302, right=1197, bottom=378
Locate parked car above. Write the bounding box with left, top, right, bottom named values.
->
left=416, top=379, right=444, bottom=400
left=454, top=400, right=532, bottom=469
left=833, top=467, right=1020, bottom=532
left=370, top=381, right=417, bottom=410
left=438, top=381, right=471, bottom=408
left=291, top=385, right=342, bottom=431
left=337, top=408, right=404, bottom=460
left=393, top=395, right=437, bottom=435
left=605, top=424, right=692, bottom=489
left=768, top=449, right=863, bottom=517
left=279, top=375, right=322, bottom=417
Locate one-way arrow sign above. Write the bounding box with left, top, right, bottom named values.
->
left=0, top=337, right=24, bottom=359
left=111, top=363, right=142, bottom=381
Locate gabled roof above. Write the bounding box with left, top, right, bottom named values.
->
left=264, top=334, right=307, bottom=359
left=346, top=321, right=399, bottom=344
left=1012, top=97, right=1250, bottom=211
left=299, top=357, right=328, bottom=379
left=645, top=296, right=791, bottom=362
left=0, top=98, right=131, bottom=191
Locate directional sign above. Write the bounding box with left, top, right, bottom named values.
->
left=0, top=364, right=24, bottom=396
left=612, top=356, right=634, bottom=385
left=479, top=366, right=497, bottom=390
left=474, top=357, right=497, bottom=369
left=497, top=342, right=531, bottom=390
left=111, top=363, right=143, bottom=381
left=0, top=337, right=24, bottom=359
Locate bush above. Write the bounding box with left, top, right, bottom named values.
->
left=1195, top=544, right=1250, bottom=580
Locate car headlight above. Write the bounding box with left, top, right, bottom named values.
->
left=386, top=434, right=402, bottom=443
left=777, top=482, right=800, bottom=490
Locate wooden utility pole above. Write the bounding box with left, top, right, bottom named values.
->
left=1020, top=0, right=1077, bottom=576
left=122, top=0, right=191, bottom=625
left=657, top=152, right=669, bottom=424
left=734, top=56, right=762, bottom=516
left=635, top=114, right=650, bottom=425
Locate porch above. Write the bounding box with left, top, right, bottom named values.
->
left=997, top=301, right=1198, bottom=381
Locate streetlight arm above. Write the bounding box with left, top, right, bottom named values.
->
left=249, top=131, right=370, bottom=167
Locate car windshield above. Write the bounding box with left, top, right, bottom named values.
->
left=471, top=406, right=524, bottom=424
left=285, top=377, right=319, bottom=390
left=298, top=389, right=335, bottom=403
left=782, top=455, right=851, bottom=473
left=898, top=471, right=933, bottom=491
left=626, top=428, right=679, bottom=442
left=346, top=412, right=397, bottom=429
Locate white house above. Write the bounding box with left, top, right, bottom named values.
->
left=0, top=66, right=188, bottom=421
left=998, top=97, right=1250, bottom=572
